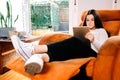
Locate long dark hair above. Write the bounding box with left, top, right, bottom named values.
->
left=82, top=9, right=103, bottom=28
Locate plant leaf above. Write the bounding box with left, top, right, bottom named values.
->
left=14, top=15, right=19, bottom=24
left=0, top=12, right=7, bottom=28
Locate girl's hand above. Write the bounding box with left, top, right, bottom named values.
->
left=85, top=32, right=94, bottom=43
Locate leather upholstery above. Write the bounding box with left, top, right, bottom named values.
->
left=39, top=10, right=120, bottom=80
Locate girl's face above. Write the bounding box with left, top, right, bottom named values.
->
left=86, top=14, right=95, bottom=29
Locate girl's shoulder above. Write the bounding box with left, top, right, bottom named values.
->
left=96, top=28, right=108, bottom=35
left=91, top=28, right=107, bottom=33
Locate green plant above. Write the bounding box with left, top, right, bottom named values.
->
left=0, top=0, right=19, bottom=28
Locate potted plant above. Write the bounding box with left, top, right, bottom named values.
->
left=0, top=0, right=19, bottom=39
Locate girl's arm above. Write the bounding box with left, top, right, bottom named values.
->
left=92, top=29, right=108, bottom=50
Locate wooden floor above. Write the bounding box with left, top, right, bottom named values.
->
left=0, top=50, right=31, bottom=80
left=0, top=70, right=30, bottom=80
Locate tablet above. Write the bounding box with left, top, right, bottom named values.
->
left=73, top=26, right=90, bottom=39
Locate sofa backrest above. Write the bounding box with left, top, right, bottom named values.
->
left=80, top=10, right=120, bottom=36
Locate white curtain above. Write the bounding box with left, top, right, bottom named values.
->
left=21, top=0, right=31, bottom=35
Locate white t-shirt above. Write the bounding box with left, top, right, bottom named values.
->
left=90, top=28, right=108, bottom=53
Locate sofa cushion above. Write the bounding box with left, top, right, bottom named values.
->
left=39, top=32, right=72, bottom=45
left=6, top=57, right=95, bottom=80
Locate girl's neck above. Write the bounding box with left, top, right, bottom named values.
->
left=90, top=26, right=96, bottom=30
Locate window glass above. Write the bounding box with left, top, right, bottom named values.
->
left=30, top=0, right=69, bottom=36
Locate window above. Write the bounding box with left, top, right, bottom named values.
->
left=30, top=0, right=69, bottom=36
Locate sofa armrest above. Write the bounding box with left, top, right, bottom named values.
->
left=39, top=32, right=72, bottom=45
left=118, top=30, right=120, bottom=36
left=93, top=36, right=120, bottom=80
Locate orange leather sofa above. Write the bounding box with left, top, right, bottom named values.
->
left=7, top=10, right=120, bottom=80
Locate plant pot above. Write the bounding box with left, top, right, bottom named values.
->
left=0, top=27, right=15, bottom=39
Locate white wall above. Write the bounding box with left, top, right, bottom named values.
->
left=78, top=0, right=113, bottom=17
left=69, top=0, right=118, bottom=34
left=69, top=0, right=79, bottom=35
left=118, top=0, right=120, bottom=9
left=112, top=0, right=120, bottom=9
